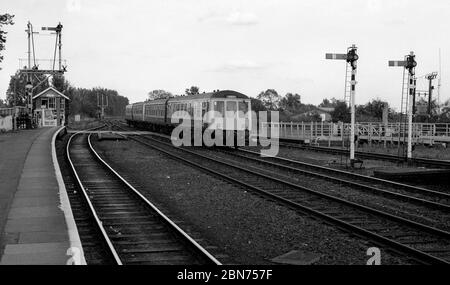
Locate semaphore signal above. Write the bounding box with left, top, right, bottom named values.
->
left=388, top=51, right=417, bottom=160
left=325, top=44, right=358, bottom=164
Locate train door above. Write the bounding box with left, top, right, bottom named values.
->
left=237, top=100, right=250, bottom=132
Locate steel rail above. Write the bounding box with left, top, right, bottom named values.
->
left=280, top=141, right=450, bottom=168
left=237, top=147, right=450, bottom=199
left=225, top=148, right=450, bottom=211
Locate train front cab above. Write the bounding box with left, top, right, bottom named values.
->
left=125, top=105, right=133, bottom=125
left=208, top=97, right=252, bottom=147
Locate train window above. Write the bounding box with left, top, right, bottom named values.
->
left=213, top=101, right=224, bottom=117
left=187, top=103, right=192, bottom=116
left=201, top=102, right=207, bottom=117
left=238, top=101, right=248, bottom=114
left=226, top=101, right=237, bottom=112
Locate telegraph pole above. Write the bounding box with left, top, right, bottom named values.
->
left=389, top=51, right=417, bottom=160
left=58, top=23, right=62, bottom=71
left=326, top=44, right=359, bottom=163
left=26, top=22, right=32, bottom=114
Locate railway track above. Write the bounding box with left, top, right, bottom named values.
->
left=226, top=148, right=450, bottom=209
left=66, top=131, right=221, bottom=265
left=118, top=131, right=450, bottom=265
left=58, top=125, right=118, bottom=264
left=279, top=141, right=450, bottom=169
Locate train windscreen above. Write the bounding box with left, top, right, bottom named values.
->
left=213, top=101, right=224, bottom=117
left=226, top=101, right=237, bottom=112
left=238, top=101, right=248, bottom=114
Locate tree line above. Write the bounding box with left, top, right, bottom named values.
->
left=147, top=86, right=201, bottom=100
left=254, top=89, right=450, bottom=123
left=52, top=76, right=129, bottom=117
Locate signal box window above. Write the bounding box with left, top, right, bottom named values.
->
left=41, top=98, right=48, bottom=109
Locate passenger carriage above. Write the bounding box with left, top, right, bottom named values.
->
left=125, top=90, right=252, bottom=144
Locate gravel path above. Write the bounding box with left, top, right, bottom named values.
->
left=91, top=137, right=413, bottom=265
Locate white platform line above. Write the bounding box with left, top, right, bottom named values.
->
left=51, top=126, right=87, bottom=265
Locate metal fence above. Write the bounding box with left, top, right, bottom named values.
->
left=260, top=121, right=450, bottom=144
left=0, top=107, right=31, bottom=130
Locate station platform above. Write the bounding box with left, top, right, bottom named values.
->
left=0, top=127, right=84, bottom=265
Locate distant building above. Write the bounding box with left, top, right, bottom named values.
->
left=289, top=106, right=334, bottom=122
left=316, top=107, right=334, bottom=121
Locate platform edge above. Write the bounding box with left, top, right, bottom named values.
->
left=51, top=126, right=87, bottom=265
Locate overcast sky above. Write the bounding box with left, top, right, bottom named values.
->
left=1, top=0, right=449, bottom=109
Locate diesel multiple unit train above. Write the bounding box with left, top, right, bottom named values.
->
left=125, top=90, right=252, bottom=138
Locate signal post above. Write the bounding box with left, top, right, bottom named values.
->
left=389, top=52, right=417, bottom=160
left=326, top=45, right=359, bottom=164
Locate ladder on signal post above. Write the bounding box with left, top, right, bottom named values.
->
left=398, top=65, right=409, bottom=157
left=389, top=52, right=417, bottom=161
left=400, top=65, right=409, bottom=116
left=344, top=59, right=353, bottom=105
